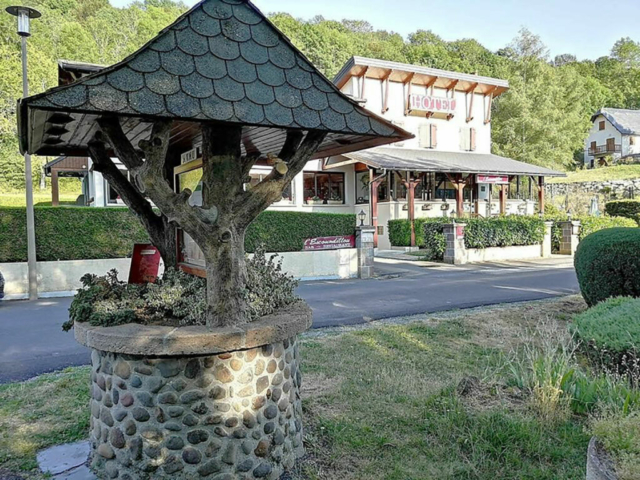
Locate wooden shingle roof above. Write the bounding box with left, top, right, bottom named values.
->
left=19, top=0, right=412, bottom=158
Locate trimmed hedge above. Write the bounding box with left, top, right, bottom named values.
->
left=574, top=228, right=640, bottom=307
left=545, top=214, right=637, bottom=253
left=605, top=200, right=640, bottom=223
left=0, top=208, right=357, bottom=262
left=388, top=218, right=429, bottom=247
left=573, top=297, right=640, bottom=373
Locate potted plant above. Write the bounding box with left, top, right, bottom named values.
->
left=327, top=193, right=343, bottom=205
left=307, top=195, right=324, bottom=205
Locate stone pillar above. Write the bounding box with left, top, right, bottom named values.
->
left=443, top=223, right=467, bottom=265
left=559, top=220, right=581, bottom=256
left=356, top=226, right=375, bottom=279
left=541, top=221, right=553, bottom=258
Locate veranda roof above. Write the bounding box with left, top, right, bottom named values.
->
left=19, top=0, right=412, bottom=159
left=334, top=147, right=566, bottom=177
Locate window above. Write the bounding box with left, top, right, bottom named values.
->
left=460, top=127, right=477, bottom=152
left=355, top=171, right=370, bottom=204
left=303, top=172, right=345, bottom=204
left=419, top=124, right=438, bottom=149
left=247, top=172, right=293, bottom=202
left=599, top=121, right=606, bottom=131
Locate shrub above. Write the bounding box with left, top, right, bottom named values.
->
left=388, top=218, right=447, bottom=259
left=575, top=228, right=640, bottom=306
left=423, top=218, right=449, bottom=260
left=388, top=218, right=427, bottom=247
left=591, top=412, right=640, bottom=480
left=64, top=248, right=299, bottom=330
left=573, top=297, right=640, bottom=375
left=464, top=216, right=545, bottom=249
left=605, top=200, right=640, bottom=223
left=0, top=207, right=356, bottom=262
left=545, top=214, right=637, bottom=253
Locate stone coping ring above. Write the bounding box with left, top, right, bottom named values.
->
left=75, top=302, right=312, bottom=356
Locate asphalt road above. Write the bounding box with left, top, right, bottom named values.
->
left=0, top=257, right=578, bottom=384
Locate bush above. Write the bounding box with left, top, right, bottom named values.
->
left=64, top=248, right=299, bottom=330
left=545, top=214, right=637, bottom=253
left=464, top=216, right=545, bottom=249
left=575, top=228, right=640, bottom=307
left=573, top=297, right=640, bottom=375
left=0, top=208, right=356, bottom=262
left=423, top=218, right=449, bottom=260
left=605, top=200, right=640, bottom=223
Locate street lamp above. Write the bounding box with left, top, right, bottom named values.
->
left=358, top=209, right=366, bottom=226
left=6, top=5, right=41, bottom=301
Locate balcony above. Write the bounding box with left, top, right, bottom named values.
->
left=588, top=144, right=621, bottom=156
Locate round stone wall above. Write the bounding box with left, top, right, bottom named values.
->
left=88, top=337, right=303, bottom=480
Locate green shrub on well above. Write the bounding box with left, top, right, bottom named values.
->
left=573, top=297, right=640, bottom=374
left=574, top=228, right=640, bottom=307
left=605, top=200, right=640, bottom=223
left=0, top=208, right=356, bottom=262
left=464, top=216, right=545, bottom=249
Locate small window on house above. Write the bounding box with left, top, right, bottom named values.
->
left=303, top=172, right=345, bottom=204
left=247, top=172, right=293, bottom=202
left=599, top=121, right=606, bottom=131
left=419, top=124, right=438, bottom=149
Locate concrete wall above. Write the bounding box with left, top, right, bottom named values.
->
left=1, top=249, right=358, bottom=299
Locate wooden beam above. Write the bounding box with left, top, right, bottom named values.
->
left=370, top=170, right=386, bottom=248
left=484, top=86, right=497, bottom=125
left=446, top=79, right=459, bottom=97
left=382, top=69, right=392, bottom=114
left=499, top=184, right=507, bottom=215
left=404, top=73, right=416, bottom=116
left=402, top=174, right=422, bottom=247
left=51, top=169, right=60, bottom=207
left=425, top=76, right=438, bottom=96
left=466, top=83, right=478, bottom=123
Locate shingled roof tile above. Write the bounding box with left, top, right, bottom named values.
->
left=145, top=69, right=181, bottom=95
left=190, top=7, right=222, bottom=36
left=181, top=72, right=215, bottom=98
left=161, top=48, right=196, bottom=76
left=221, top=17, right=252, bottom=42
left=239, top=40, right=269, bottom=64
left=214, top=75, right=246, bottom=102
left=21, top=0, right=411, bottom=158
left=263, top=102, right=294, bottom=126
left=227, top=57, right=258, bottom=83
left=89, top=84, right=128, bottom=111
left=250, top=21, right=279, bottom=47
left=209, top=34, right=241, bottom=60
left=176, top=27, right=210, bottom=56
left=194, top=53, right=227, bottom=79
left=130, top=89, right=166, bottom=115
left=274, top=84, right=302, bottom=108
left=167, top=91, right=201, bottom=117
left=129, top=50, right=161, bottom=73
left=107, top=67, right=144, bottom=92
left=150, top=31, right=176, bottom=52
left=245, top=80, right=275, bottom=105
left=269, top=43, right=296, bottom=69
left=256, top=62, right=285, bottom=86
left=201, top=96, right=234, bottom=120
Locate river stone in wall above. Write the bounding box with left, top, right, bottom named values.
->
left=88, top=338, right=303, bottom=479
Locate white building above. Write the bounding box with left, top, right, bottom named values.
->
left=584, top=108, right=640, bottom=168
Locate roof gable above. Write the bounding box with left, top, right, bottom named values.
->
left=24, top=0, right=401, bottom=139
left=591, top=108, right=640, bottom=136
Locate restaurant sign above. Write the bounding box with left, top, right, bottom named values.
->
left=409, top=94, right=457, bottom=115
left=477, top=175, right=510, bottom=185
left=303, top=235, right=355, bottom=251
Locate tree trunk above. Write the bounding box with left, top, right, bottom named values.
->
left=151, top=215, right=178, bottom=269
left=203, top=220, right=248, bottom=327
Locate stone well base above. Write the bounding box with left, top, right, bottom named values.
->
left=88, top=338, right=303, bottom=479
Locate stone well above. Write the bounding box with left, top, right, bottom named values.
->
left=74, top=303, right=312, bottom=480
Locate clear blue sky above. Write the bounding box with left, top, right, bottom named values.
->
left=109, top=0, right=640, bottom=61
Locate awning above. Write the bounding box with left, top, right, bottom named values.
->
left=334, top=147, right=565, bottom=177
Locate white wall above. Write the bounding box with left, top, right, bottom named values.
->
left=584, top=115, right=623, bottom=166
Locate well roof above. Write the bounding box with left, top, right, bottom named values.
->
left=19, top=0, right=411, bottom=158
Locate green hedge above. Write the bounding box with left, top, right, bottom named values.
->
left=604, top=200, right=640, bottom=223
left=573, top=297, right=640, bottom=373
left=0, top=208, right=357, bottom=262
left=245, top=211, right=356, bottom=253
left=574, top=228, right=640, bottom=307
left=464, top=216, right=545, bottom=249
left=545, top=214, right=637, bottom=253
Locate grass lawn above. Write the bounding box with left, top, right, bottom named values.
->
left=0, top=192, right=80, bottom=207
left=0, top=297, right=595, bottom=479
left=548, top=165, right=640, bottom=184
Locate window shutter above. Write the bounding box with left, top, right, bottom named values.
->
left=430, top=124, right=438, bottom=148
left=393, top=121, right=406, bottom=147
left=419, top=124, right=430, bottom=148
left=590, top=141, right=596, bottom=151
left=470, top=128, right=477, bottom=151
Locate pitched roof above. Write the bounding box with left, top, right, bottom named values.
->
left=591, top=108, right=640, bottom=135
left=19, top=0, right=411, bottom=158
left=335, top=147, right=565, bottom=177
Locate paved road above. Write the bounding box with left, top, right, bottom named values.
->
left=0, top=257, right=578, bottom=383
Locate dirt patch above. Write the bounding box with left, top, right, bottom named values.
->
left=456, top=376, right=526, bottom=412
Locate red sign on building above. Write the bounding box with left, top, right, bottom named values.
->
left=303, top=235, right=355, bottom=251
left=477, top=175, right=510, bottom=184
left=409, top=94, right=457, bottom=115
left=128, top=244, right=162, bottom=284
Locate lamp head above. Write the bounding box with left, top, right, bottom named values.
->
left=358, top=209, right=366, bottom=226
left=6, top=6, right=41, bottom=37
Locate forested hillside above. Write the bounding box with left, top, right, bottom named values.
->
left=1, top=0, right=640, bottom=191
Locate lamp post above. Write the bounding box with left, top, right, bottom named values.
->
left=6, top=6, right=41, bottom=301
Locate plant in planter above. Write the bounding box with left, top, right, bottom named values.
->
left=327, top=193, right=343, bottom=205
left=307, top=195, right=324, bottom=205
left=18, top=1, right=408, bottom=477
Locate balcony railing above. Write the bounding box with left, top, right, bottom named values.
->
left=588, top=144, right=622, bottom=156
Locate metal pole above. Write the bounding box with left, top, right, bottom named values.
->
left=21, top=35, right=38, bottom=300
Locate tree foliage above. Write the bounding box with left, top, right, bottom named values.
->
left=1, top=2, right=640, bottom=189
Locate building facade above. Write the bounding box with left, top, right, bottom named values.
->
left=584, top=108, right=640, bottom=168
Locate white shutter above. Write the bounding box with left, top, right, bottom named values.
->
left=460, top=127, right=471, bottom=151
left=393, top=121, right=406, bottom=147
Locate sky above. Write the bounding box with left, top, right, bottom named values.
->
left=109, top=0, right=640, bottom=61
